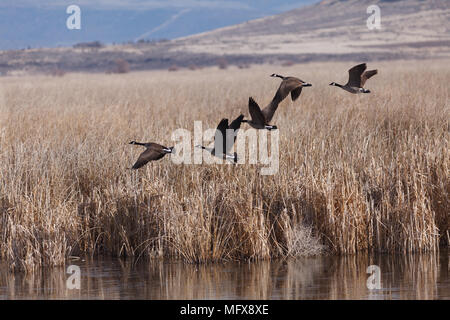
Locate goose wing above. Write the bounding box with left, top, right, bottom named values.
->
left=271, top=77, right=301, bottom=103
left=132, top=148, right=165, bottom=169
left=273, top=77, right=305, bottom=104
left=284, top=78, right=305, bottom=101
left=249, top=97, right=267, bottom=125
left=262, top=77, right=305, bottom=122
left=226, top=114, right=244, bottom=152
left=290, top=86, right=303, bottom=101
left=361, top=69, right=378, bottom=87
left=229, top=114, right=244, bottom=131
left=214, top=118, right=229, bottom=154
left=346, top=63, right=367, bottom=88
left=145, top=142, right=168, bottom=151
left=273, top=81, right=290, bottom=103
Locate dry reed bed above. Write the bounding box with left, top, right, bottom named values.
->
left=0, top=60, right=448, bottom=271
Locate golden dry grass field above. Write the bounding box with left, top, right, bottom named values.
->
left=0, top=60, right=448, bottom=271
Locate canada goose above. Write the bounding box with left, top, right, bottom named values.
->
left=270, top=74, right=312, bottom=103
left=196, top=114, right=244, bottom=163
left=241, top=97, right=277, bottom=130
left=129, top=141, right=174, bottom=169
left=329, top=63, right=377, bottom=94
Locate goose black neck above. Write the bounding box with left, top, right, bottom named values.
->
left=130, top=141, right=146, bottom=146
left=272, top=91, right=283, bottom=104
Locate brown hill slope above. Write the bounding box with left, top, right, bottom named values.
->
left=0, top=0, right=448, bottom=74
left=173, top=0, right=450, bottom=59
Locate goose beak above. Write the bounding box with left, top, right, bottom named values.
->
left=302, top=83, right=312, bottom=87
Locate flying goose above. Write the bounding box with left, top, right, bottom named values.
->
left=270, top=74, right=312, bottom=103
left=129, top=141, right=174, bottom=169
left=242, top=97, right=278, bottom=130
left=196, top=114, right=244, bottom=163
left=329, top=63, right=377, bottom=94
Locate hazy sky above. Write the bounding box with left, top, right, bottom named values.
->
left=0, top=0, right=314, bottom=10
left=0, top=0, right=318, bottom=49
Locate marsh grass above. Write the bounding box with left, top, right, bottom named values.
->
left=0, top=60, right=448, bottom=271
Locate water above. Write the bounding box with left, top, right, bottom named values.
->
left=0, top=250, right=448, bottom=299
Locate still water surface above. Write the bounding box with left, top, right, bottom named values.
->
left=1, top=250, right=448, bottom=299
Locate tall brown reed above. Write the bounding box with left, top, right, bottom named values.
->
left=0, top=60, right=448, bottom=271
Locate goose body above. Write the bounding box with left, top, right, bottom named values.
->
left=196, top=114, right=244, bottom=163
left=248, top=74, right=312, bottom=124
left=270, top=73, right=312, bottom=104
left=330, top=63, right=377, bottom=94
left=129, top=141, right=174, bottom=169
left=242, top=97, right=278, bottom=130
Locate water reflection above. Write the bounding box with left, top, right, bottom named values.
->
left=0, top=250, right=448, bottom=299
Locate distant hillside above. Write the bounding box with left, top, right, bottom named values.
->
left=0, top=0, right=448, bottom=74
left=172, top=0, right=450, bottom=60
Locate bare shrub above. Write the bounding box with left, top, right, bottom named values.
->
left=73, top=41, right=104, bottom=49
left=49, top=68, right=66, bottom=77
left=217, top=58, right=228, bottom=70
left=285, top=223, right=325, bottom=257
left=281, top=60, right=295, bottom=67
left=112, top=59, right=130, bottom=74
left=168, top=64, right=179, bottom=72
left=188, top=64, right=199, bottom=71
